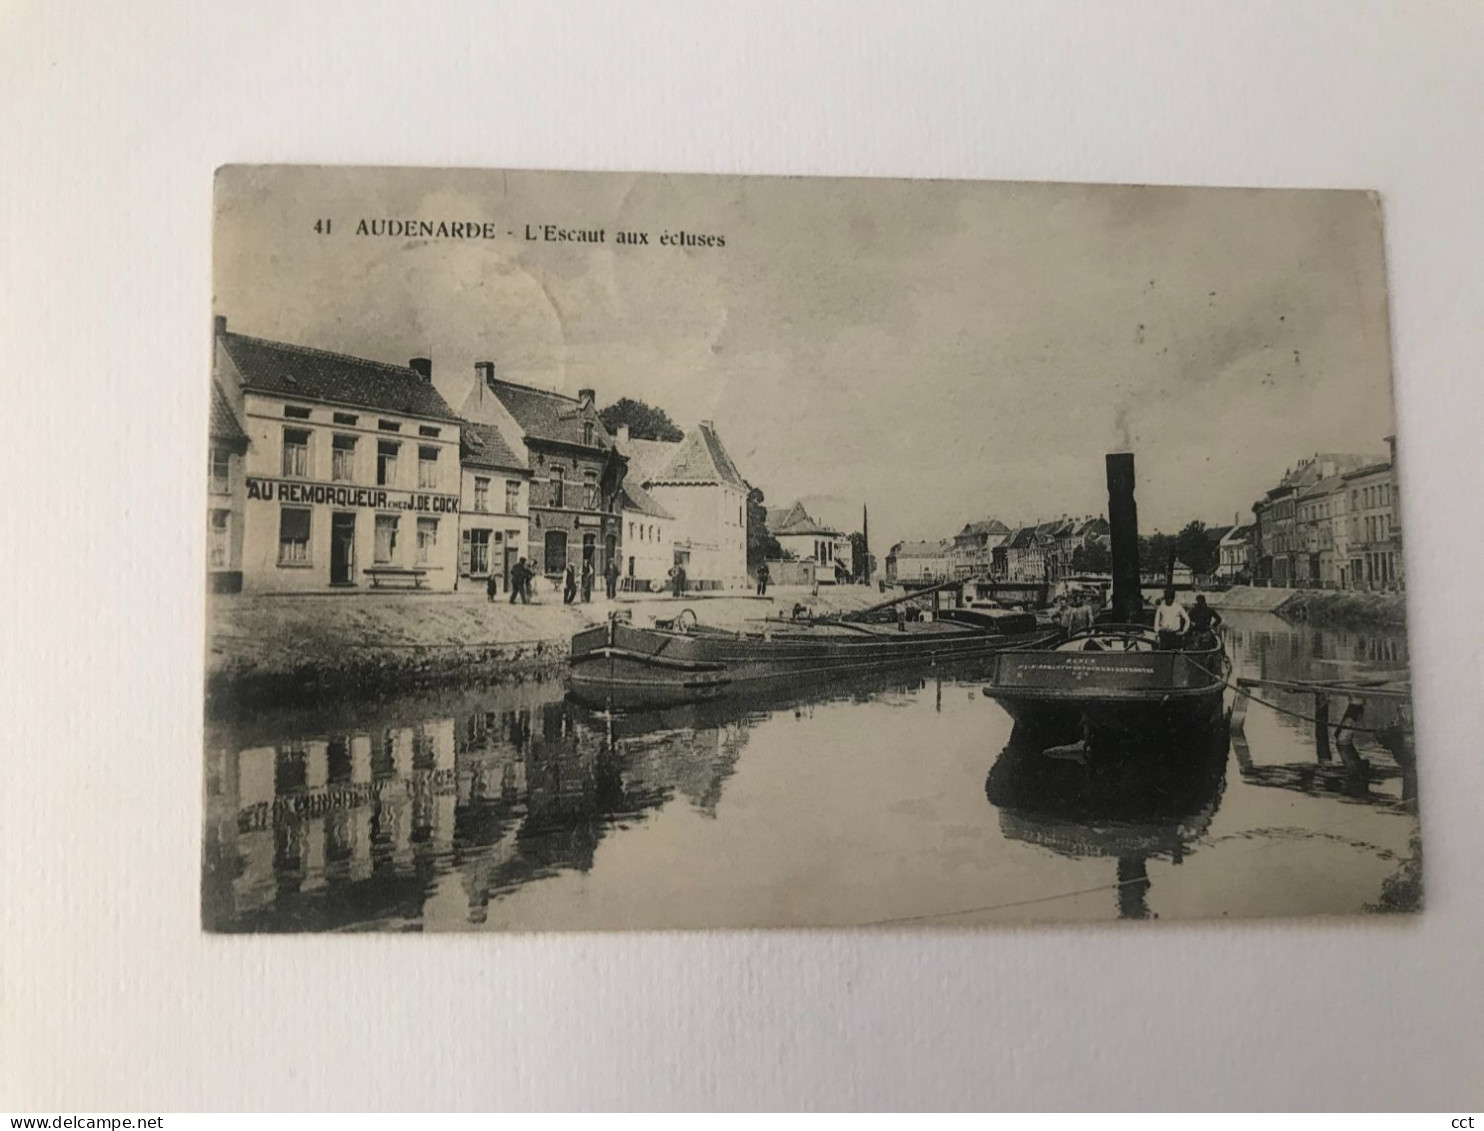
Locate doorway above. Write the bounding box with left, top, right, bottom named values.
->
left=503, top=544, right=517, bottom=593
left=330, top=513, right=356, bottom=585
left=582, top=533, right=597, bottom=567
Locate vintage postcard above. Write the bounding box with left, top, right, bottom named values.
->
left=203, top=165, right=1419, bottom=931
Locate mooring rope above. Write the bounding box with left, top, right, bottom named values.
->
left=1183, top=656, right=1413, bottom=737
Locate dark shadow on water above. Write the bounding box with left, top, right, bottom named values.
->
left=984, top=721, right=1231, bottom=920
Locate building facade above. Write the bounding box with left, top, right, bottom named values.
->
left=457, top=408, right=530, bottom=595
left=948, top=519, right=1010, bottom=578
left=619, top=481, right=676, bottom=589
left=767, top=501, right=853, bottom=582
left=1217, top=524, right=1255, bottom=581
left=468, top=376, right=626, bottom=583
left=212, top=319, right=464, bottom=593
left=617, top=422, right=751, bottom=589
left=1343, top=461, right=1401, bottom=589
left=885, top=540, right=952, bottom=583
left=207, top=381, right=249, bottom=592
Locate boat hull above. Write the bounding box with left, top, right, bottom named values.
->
left=570, top=618, right=1061, bottom=707
left=981, top=645, right=1230, bottom=748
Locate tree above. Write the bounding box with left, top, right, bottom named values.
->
left=847, top=531, right=877, bottom=584
left=1173, top=520, right=1216, bottom=577
left=598, top=397, right=683, bottom=442
left=1138, top=532, right=1175, bottom=576
left=1071, top=540, right=1111, bottom=574
left=746, top=485, right=782, bottom=570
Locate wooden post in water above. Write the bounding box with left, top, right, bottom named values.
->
left=1314, top=691, right=1332, bottom=762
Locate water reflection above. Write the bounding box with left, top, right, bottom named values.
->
left=202, top=612, right=1419, bottom=930
left=986, top=723, right=1230, bottom=920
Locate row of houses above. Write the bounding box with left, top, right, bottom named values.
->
left=885, top=516, right=1111, bottom=584
left=206, top=318, right=751, bottom=595
left=1224, top=436, right=1404, bottom=590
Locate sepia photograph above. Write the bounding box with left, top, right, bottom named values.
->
left=203, top=165, right=1419, bottom=932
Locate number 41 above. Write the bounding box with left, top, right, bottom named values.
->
left=314, top=219, right=332, bottom=234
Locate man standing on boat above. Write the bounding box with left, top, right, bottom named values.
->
left=1187, top=593, right=1223, bottom=648
left=1153, top=587, right=1189, bottom=650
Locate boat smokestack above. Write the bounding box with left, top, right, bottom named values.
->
left=1106, top=453, right=1141, bottom=621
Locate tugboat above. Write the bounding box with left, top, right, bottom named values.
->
left=980, top=453, right=1231, bottom=751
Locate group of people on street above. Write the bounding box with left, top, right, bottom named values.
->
left=489, top=558, right=534, bottom=604
left=485, top=555, right=624, bottom=605
left=560, top=556, right=622, bottom=604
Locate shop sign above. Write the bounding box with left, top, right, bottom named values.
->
left=246, top=476, right=460, bottom=514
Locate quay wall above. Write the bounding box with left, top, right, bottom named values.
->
left=206, top=583, right=881, bottom=715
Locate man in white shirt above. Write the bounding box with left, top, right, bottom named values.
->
left=1153, top=587, right=1189, bottom=650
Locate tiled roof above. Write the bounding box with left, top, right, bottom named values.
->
left=620, top=481, right=674, bottom=520
left=209, top=380, right=248, bottom=446
left=1341, top=461, right=1391, bottom=481
left=1223, top=524, right=1255, bottom=542
left=487, top=379, right=610, bottom=448
left=891, top=540, right=951, bottom=558
left=623, top=424, right=749, bottom=490
left=768, top=501, right=841, bottom=537
left=1006, top=527, right=1040, bottom=550
left=621, top=437, right=682, bottom=484
left=460, top=420, right=527, bottom=471
left=220, top=332, right=461, bottom=422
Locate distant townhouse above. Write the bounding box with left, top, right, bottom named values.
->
left=207, top=380, right=249, bottom=592
left=767, top=501, right=853, bottom=582
left=1254, top=453, right=1382, bottom=585
left=1343, top=459, right=1401, bottom=589
left=616, top=421, right=751, bottom=589
left=619, top=480, right=676, bottom=589
left=462, top=373, right=626, bottom=582
left=948, top=518, right=1010, bottom=578
left=456, top=363, right=532, bottom=595
left=212, top=318, right=464, bottom=593
left=1001, top=526, right=1049, bottom=582
left=886, top=540, right=953, bottom=583
left=1216, top=524, right=1255, bottom=581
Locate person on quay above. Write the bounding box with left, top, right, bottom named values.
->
left=1153, top=587, right=1189, bottom=650
left=509, top=558, right=528, bottom=604
left=669, top=562, right=687, bottom=599
left=581, top=557, right=596, bottom=603
left=756, top=561, right=770, bottom=598
left=1187, top=593, right=1223, bottom=648
left=603, top=555, right=620, bottom=600
left=485, top=569, right=499, bottom=603
left=562, top=561, right=578, bottom=605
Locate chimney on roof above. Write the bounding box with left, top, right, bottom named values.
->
left=617, top=424, right=630, bottom=443
left=475, top=360, right=495, bottom=389
left=578, top=388, right=595, bottom=410
left=213, top=315, right=227, bottom=337
left=409, top=357, right=432, bottom=381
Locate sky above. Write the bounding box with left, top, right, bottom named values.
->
left=214, top=166, right=1398, bottom=554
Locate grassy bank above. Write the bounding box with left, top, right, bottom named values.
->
left=1274, top=588, right=1410, bottom=630
left=205, top=584, right=881, bottom=715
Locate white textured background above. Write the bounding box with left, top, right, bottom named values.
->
left=2, top=0, right=1482, bottom=1112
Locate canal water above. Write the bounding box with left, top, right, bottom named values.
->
left=202, top=610, right=1421, bottom=931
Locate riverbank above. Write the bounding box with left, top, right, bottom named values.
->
left=1202, top=585, right=1408, bottom=629
left=1270, top=588, right=1410, bottom=630
left=205, top=584, right=882, bottom=715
